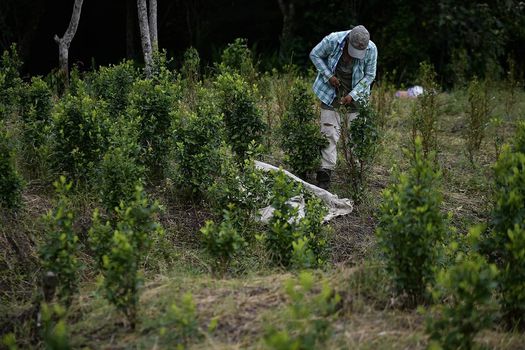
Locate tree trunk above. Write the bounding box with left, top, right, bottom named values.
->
left=148, top=0, right=158, bottom=52
left=277, top=0, right=295, bottom=62
left=137, top=0, right=153, bottom=77
left=54, top=0, right=84, bottom=86
left=126, top=0, right=137, bottom=59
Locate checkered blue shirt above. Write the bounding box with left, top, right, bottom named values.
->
left=310, top=30, right=377, bottom=106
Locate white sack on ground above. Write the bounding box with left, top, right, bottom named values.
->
left=254, top=161, right=354, bottom=223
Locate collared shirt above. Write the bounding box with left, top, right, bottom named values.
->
left=310, top=30, right=378, bottom=107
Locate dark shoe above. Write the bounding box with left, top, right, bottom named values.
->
left=316, top=169, right=331, bottom=190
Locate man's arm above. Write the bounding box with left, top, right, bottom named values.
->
left=309, top=34, right=337, bottom=83
left=349, top=44, right=378, bottom=101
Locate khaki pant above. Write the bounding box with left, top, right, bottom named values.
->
left=320, top=108, right=359, bottom=170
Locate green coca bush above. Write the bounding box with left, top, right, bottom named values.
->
left=376, top=137, right=447, bottom=306
left=465, top=77, right=492, bottom=162
left=339, top=102, right=380, bottom=202
left=427, top=244, right=498, bottom=350
left=126, top=79, right=178, bottom=179
left=215, top=72, right=266, bottom=160
left=92, top=185, right=163, bottom=329
left=19, top=76, right=53, bottom=176
left=51, top=87, right=111, bottom=183
left=91, top=60, right=138, bottom=118
left=412, top=62, right=440, bottom=156
left=0, top=44, right=23, bottom=119
left=264, top=272, right=340, bottom=350
left=40, top=177, right=79, bottom=306
left=280, top=80, right=327, bottom=179
left=485, top=122, right=525, bottom=328
left=200, top=204, right=247, bottom=276
left=264, top=170, right=328, bottom=268
left=173, top=89, right=223, bottom=194
left=0, top=128, right=24, bottom=210
left=217, top=38, right=257, bottom=82
left=96, top=145, right=144, bottom=213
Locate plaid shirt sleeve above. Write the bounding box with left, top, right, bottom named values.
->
left=309, top=32, right=339, bottom=83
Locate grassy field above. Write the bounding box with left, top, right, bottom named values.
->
left=1, top=59, right=525, bottom=349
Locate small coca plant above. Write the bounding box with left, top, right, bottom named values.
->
left=264, top=272, right=340, bottom=350
left=40, top=176, right=78, bottom=306
left=215, top=72, right=266, bottom=161
left=339, top=101, right=380, bottom=202
left=217, top=38, right=257, bottom=83
left=427, top=242, right=498, bottom=350
left=0, top=128, right=24, bottom=210
left=280, top=80, right=327, bottom=179
left=376, top=137, right=447, bottom=307
left=90, top=185, right=163, bottom=329
left=411, top=62, right=440, bottom=157
left=483, top=122, right=525, bottom=329
left=464, top=77, right=493, bottom=163
left=173, top=88, right=223, bottom=196
left=200, top=204, right=247, bottom=277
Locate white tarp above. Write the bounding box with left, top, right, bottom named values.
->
left=254, top=161, right=354, bottom=223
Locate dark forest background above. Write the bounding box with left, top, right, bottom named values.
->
left=1, top=0, right=524, bottom=86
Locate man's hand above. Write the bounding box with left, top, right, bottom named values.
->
left=329, top=76, right=340, bottom=88
left=340, top=95, right=353, bottom=105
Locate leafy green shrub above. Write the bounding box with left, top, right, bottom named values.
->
left=0, top=129, right=24, bottom=210
left=485, top=122, right=525, bottom=328
left=207, top=151, right=272, bottom=238
left=87, top=209, right=113, bottom=271
left=291, top=236, right=317, bottom=270
left=265, top=170, right=302, bottom=266
left=412, top=62, right=440, bottom=156
left=427, top=249, right=498, bottom=350
left=200, top=204, right=247, bottom=276
left=499, top=224, right=525, bottom=329
left=376, top=137, right=447, bottom=306
left=371, top=74, right=396, bottom=128
left=126, top=79, right=178, bottom=179
left=18, top=76, right=53, bottom=176
left=159, top=292, right=201, bottom=347
left=40, top=302, right=71, bottom=350
left=180, top=47, right=201, bottom=109
left=51, top=87, right=111, bottom=182
left=151, top=49, right=175, bottom=83
left=296, top=197, right=329, bottom=268
left=91, top=60, right=138, bottom=118
left=1, top=333, right=17, bottom=350
left=96, top=145, right=144, bottom=213
left=504, top=56, right=521, bottom=120
left=217, top=38, right=257, bottom=82
left=264, top=171, right=329, bottom=268
left=20, top=76, right=53, bottom=141
left=465, top=77, right=492, bottom=162
left=0, top=44, right=23, bottom=118
left=97, top=185, right=163, bottom=329
left=39, top=177, right=79, bottom=306
left=280, top=80, right=327, bottom=179
left=339, top=102, right=380, bottom=202
left=181, top=47, right=201, bottom=83
left=264, top=272, right=340, bottom=350
left=173, top=89, right=223, bottom=194
left=215, top=72, right=266, bottom=160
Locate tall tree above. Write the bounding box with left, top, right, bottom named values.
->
left=148, top=0, right=158, bottom=51
left=137, top=0, right=153, bottom=77
left=53, top=0, right=84, bottom=85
